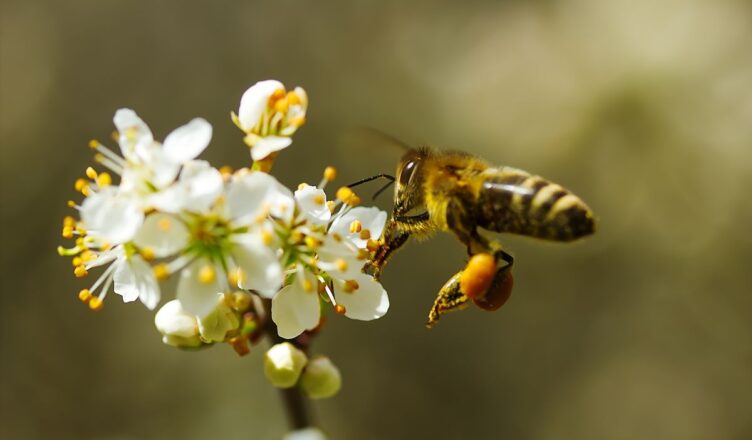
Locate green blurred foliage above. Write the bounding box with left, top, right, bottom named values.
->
left=2, top=0, right=751, bottom=438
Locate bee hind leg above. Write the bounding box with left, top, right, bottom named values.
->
left=427, top=272, right=471, bottom=328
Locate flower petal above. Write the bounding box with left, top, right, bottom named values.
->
left=316, top=235, right=364, bottom=279
left=329, top=207, right=387, bottom=248
left=113, top=108, right=154, bottom=160
left=113, top=254, right=160, bottom=309
left=155, top=299, right=199, bottom=338
left=133, top=212, right=189, bottom=258
left=177, top=160, right=223, bottom=213
left=334, top=273, right=389, bottom=321
left=295, top=184, right=330, bottom=226
left=250, top=136, right=292, bottom=161
left=231, top=233, right=283, bottom=297
left=197, top=299, right=239, bottom=342
left=81, top=188, right=144, bottom=244
left=238, top=79, right=284, bottom=131
left=177, top=261, right=223, bottom=317
left=162, top=118, right=212, bottom=164
left=271, top=271, right=321, bottom=339
left=226, top=171, right=294, bottom=224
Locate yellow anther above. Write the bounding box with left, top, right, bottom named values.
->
left=270, top=88, right=286, bottom=101
left=63, top=216, right=76, bottom=227
left=304, top=236, right=320, bottom=249
left=348, top=195, right=361, bottom=206
left=94, top=153, right=106, bottom=163
left=88, top=296, right=104, bottom=311
left=331, top=233, right=342, bottom=242
left=336, top=187, right=354, bottom=203
left=228, top=270, right=239, bottom=287
left=74, top=178, right=88, bottom=192
left=111, top=130, right=119, bottom=142
left=100, top=242, right=112, bottom=251
left=67, top=200, right=77, bottom=208
left=366, top=239, right=380, bottom=252
left=198, top=265, right=216, bottom=284
left=298, top=183, right=308, bottom=190
left=359, top=229, right=371, bottom=240
left=229, top=335, right=250, bottom=356
left=96, top=172, right=112, bottom=187
left=313, top=194, right=325, bottom=206
left=219, top=165, right=234, bottom=179
left=326, top=201, right=336, bottom=213
left=289, top=115, right=306, bottom=127
left=153, top=263, right=169, bottom=281
left=357, top=249, right=370, bottom=260
left=261, top=230, right=274, bottom=246
left=74, top=265, right=88, bottom=278
left=141, top=247, right=155, bottom=261
left=287, top=90, right=302, bottom=106
left=78, top=289, right=92, bottom=302
left=233, top=291, right=252, bottom=311
left=88, top=139, right=99, bottom=149
left=334, top=304, right=347, bottom=315
left=62, top=226, right=74, bottom=239
left=81, top=186, right=91, bottom=197
left=291, top=231, right=304, bottom=243
left=72, top=257, right=83, bottom=267
left=236, top=268, right=247, bottom=285
left=335, top=258, right=348, bottom=273
left=274, top=96, right=289, bottom=113
left=349, top=220, right=362, bottom=234
left=85, top=167, right=98, bottom=180
left=343, top=280, right=359, bottom=293
left=75, top=237, right=86, bottom=247
left=323, top=166, right=337, bottom=182
left=302, top=279, right=314, bottom=292
left=80, top=250, right=95, bottom=261
left=157, top=217, right=172, bottom=231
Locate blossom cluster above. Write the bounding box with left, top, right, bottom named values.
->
left=58, top=80, right=389, bottom=396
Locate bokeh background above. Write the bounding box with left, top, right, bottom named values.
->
left=2, top=0, right=752, bottom=438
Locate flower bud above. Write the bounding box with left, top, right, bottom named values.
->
left=300, top=356, right=342, bottom=399
left=154, top=300, right=202, bottom=348
left=198, top=297, right=240, bottom=342
left=264, top=342, right=308, bottom=388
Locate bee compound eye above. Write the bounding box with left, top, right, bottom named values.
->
left=399, top=160, right=417, bottom=185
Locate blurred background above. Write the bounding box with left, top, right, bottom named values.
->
left=2, top=0, right=751, bottom=438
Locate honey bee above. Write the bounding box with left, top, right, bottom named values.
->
left=361, top=145, right=596, bottom=328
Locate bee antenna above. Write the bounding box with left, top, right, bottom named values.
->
left=347, top=174, right=396, bottom=201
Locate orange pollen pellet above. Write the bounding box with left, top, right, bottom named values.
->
left=459, top=253, right=496, bottom=299
left=349, top=220, right=362, bottom=233
left=74, top=266, right=88, bottom=278
left=78, top=289, right=92, bottom=302
left=323, top=166, right=337, bottom=181
left=88, top=296, right=104, bottom=311
left=359, top=229, right=371, bottom=240
left=334, top=305, right=347, bottom=315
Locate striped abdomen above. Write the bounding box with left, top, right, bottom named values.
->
left=474, top=167, right=595, bottom=241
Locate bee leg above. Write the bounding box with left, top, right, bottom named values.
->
left=426, top=272, right=470, bottom=328
left=364, top=227, right=410, bottom=280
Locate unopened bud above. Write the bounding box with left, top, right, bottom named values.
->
left=283, top=427, right=328, bottom=440
left=300, top=356, right=342, bottom=399
left=154, top=300, right=202, bottom=348
left=198, top=296, right=240, bottom=342
left=264, top=342, right=308, bottom=388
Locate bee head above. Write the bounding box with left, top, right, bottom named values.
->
left=393, top=148, right=429, bottom=216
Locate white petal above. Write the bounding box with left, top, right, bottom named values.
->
left=133, top=212, right=189, bottom=258
left=295, top=185, right=330, bottom=226
left=177, top=261, right=223, bottom=317
left=231, top=234, right=283, bottom=297
left=84, top=246, right=121, bottom=270
left=227, top=171, right=294, bottom=224
left=155, top=299, right=199, bottom=338
left=316, top=236, right=363, bottom=279
left=238, top=79, right=284, bottom=131
left=144, top=145, right=181, bottom=189
left=113, top=254, right=161, bottom=309
left=329, top=207, right=387, bottom=248
left=163, top=118, right=212, bottom=164
left=198, top=299, right=239, bottom=342
left=334, top=273, right=389, bottom=321
left=81, top=188, right=144, bottom=244
left=271, top=271, right=321, bottom=339
left=250, top=136, right=292, bottom=161
left=113, top=108, right=154, bottom=160
left=177, top=160, right=223, bottom=213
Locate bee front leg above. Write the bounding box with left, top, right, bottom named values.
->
left=363, top=219, right=411, bottom=280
